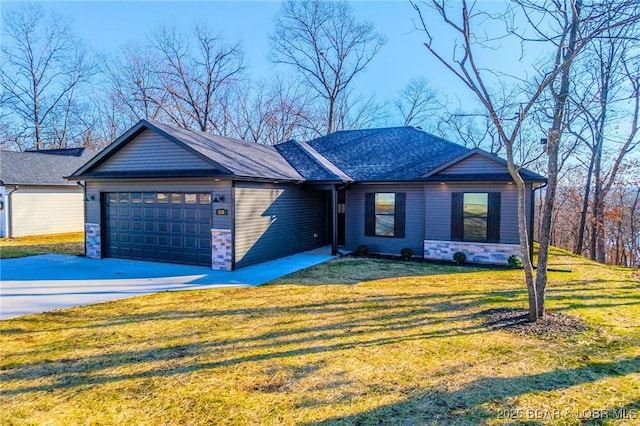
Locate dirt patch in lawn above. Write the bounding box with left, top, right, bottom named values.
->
left=484, top=308, right=591, bottom=338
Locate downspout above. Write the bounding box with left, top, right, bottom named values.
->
left=6, top=185, right=20, bottom=239
left=531, top=182, right=548, bottom=261
left=77, top=182, right=86, bottom=257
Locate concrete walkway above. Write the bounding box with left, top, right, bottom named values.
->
left=0, top=249, right=336, bottom=320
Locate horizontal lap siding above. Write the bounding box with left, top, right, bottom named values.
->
left=96, top=129, right=215, bottom=172
left=234, top=182, right=327, bottom=268
left=437, top=154, right=506, bottom=175
left=11, top=186, right=84, bottom=236
left=346, top=184, right=424, bottom=255
left=0, top=186, right=5, bottom=237
left=425, top=183, right=531, bottom=244
left=86, top=180, right=232, bottom=230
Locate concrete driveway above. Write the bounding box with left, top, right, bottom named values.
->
left=0, top=249, right=336, bottom=319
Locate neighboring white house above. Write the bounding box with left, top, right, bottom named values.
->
left=0, top=148, right=95, bottom=238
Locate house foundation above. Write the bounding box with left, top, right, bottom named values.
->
left=424, top=240, right=521, bottom=265
left=85, top=223, right=101, bottom=259
left=211, top=229, right=232, bottom=271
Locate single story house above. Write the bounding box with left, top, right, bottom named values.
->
left=0, top=148, right=95, bottom=238
left=68, top=120, right=546, bottom=270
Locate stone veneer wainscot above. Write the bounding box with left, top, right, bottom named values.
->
left=85, top=223, right=101, bottom=259
left=424, top=240, right=521, bottom=265
left=211, top=229, right=232, bottom=271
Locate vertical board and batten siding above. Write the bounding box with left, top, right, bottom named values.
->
left=234, top=182, right=327, bottom=268
left=10, top=186, right=84, bottom=237
left=86, top=180, right=232, bottom=230
left=436, top=154, right=506, bottom=175
left=424, top=183, right=531, bottom=244
left=96, top=129, right=215, bottom=172
left=345, top=184, right=424, bottom=255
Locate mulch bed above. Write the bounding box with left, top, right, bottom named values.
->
left=344, top=252, right=509, bottom=269
left=484, top=308, right=591, bottom=338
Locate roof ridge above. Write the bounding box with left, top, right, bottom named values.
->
left=296, top=140, right=353, bottom=181
left=146, top=119, right=275, bottom=150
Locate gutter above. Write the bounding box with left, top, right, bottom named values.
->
left=5, top=185, right=19, bottom=239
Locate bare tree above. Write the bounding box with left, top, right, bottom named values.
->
left=395, top=77, right=439, bottom=128
left=411, top=0, right=640, bottom=321
left=232, top=78, right=318, bottom=145
left=106, top=42, right=166, bottom=125
left=270, top=0, right=386, bottom=134
left=334, top=90, right=388, bottom=131
left=0, top=4, right=97, bottom=150
left=567, top=28, right=640, bottom=262
left=150, top=25, right=246, bottom=135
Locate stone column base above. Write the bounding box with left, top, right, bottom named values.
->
left=85, top=223, right=101, bottom=259
left=211, top=229, right=232, bottom=271
left=424, top=240, right=521, bottom=265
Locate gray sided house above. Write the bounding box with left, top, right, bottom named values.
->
left=0, top=148, right=95, bottom=238
left=68, top=120, right=545, bottom=270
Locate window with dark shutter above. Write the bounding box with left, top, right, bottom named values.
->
left=451, top=192, right=463, bottom=241
left=452, top=191, right=502, bottom=243
left=365, top=193, right=375, bottom=237
left=394, top=193, right=406, bottom=238
left=364, top=192, right=406, bottom=238
left=487, top=192, right=501, bottom=243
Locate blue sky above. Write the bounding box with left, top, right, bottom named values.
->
left=3, top=1, right=502, bottom=108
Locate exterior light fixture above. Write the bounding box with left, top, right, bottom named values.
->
left=213, top=194, right=225, bottom=203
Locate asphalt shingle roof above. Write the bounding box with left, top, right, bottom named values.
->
left=71, top=121, right=545, bottom=184
left=1, top=149, right=96, bottom=186
left=136, top=121, right=303, bottom=181
left=305, top=127, right=470, bottom=181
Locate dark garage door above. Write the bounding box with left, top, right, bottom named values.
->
left=104, top=192, right=212, bottom=266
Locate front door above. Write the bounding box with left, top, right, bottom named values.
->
left=337, top=189, right=346, bottom=246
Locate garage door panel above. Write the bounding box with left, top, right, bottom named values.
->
left=105, top=192, right=212, bottom=266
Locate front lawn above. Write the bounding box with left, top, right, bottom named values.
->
left=0, top=232, right=84, bottom=258
left=1, top=248, right=638, bottom=425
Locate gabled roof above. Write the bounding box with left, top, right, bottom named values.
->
left=420, top=147, right=547, bottom=182
left=305, top=127, right=470, bottom=181
left=0, top=148, right=96, bottom=186
left=70, top=120, right=303, bottom=181
left=69, top=121, right=546, bottom=184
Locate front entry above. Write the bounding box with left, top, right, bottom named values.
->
left=337, top=189, right=346, bottom=246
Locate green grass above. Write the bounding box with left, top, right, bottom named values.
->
left=0, top=232, right=84, bottom=258
left=1, top=247, right=638, bottom=425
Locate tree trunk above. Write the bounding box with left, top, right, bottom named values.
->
left=536, top=129, right=560, bottom=318
left=575, top=152, right=595, bottom=255
left=32, top=76, right=42, bottom=150
left=327, top=96, right=335, bottom=134
left=511, top=170, right=538, bottom=321
left=535, top=0, right=582, bottom=318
